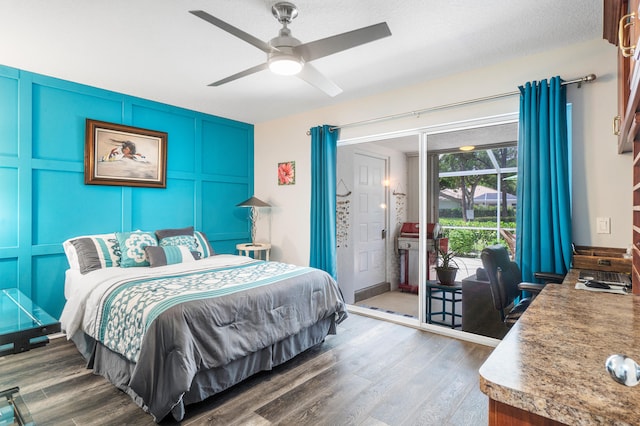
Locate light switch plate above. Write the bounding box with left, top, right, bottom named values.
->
left=596, top=217, right=611, bottom=234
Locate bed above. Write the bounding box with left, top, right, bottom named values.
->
left=59, top=229, right=347, bottom=422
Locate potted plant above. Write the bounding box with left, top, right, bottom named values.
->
left=435, top=249, right=459, bottom=285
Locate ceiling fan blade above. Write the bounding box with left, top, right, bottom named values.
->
left=297, top=64, right=343, bottom=97
left=294, top=22, right=391, bottom=62
left=209, top=63, right=269, bottom=86
left=190, top=10, right=275, bottom=54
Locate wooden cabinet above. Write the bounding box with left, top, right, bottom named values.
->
left=629, top=0, right=640, bottom=295
left=606, top=0, right=638, bottom=153
left=626, top=0, right=640, bottom=80
left=605, top=0, right=640, bottom=294
left=488, top=399, right=565, bottom=426
left=633, top=106, right=640, bottom=295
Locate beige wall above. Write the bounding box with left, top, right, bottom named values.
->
left=255, top=38, right=630, bottom=266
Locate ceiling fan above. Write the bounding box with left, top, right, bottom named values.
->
left=189, top=2, right=391, bottom=97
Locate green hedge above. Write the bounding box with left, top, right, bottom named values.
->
left=438, top=218, right=515, bottom=256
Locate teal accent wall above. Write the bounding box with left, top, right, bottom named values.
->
left=0, top=65, right=254, bottom=318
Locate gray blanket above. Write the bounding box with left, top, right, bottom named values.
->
left=88, top=264, right=347, bottom=422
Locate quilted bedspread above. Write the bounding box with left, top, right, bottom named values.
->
left=60, top=254, right=347, bottom=422
left=94, top=260, right=318, bottom=362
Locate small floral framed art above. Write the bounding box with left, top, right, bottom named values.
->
left=277, top=161, right=295, bottom=185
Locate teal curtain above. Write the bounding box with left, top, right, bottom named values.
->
left=516, top=77, right=572, bottom=281
left=310, top=125, right=339, bottom=278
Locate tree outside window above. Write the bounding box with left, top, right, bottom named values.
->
left=437, top=145, right=517, bottom=257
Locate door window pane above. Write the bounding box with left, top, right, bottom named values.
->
left=437, top=144, right=517, bottom=260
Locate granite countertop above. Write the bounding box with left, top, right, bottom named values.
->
left=479, top=270, right=640, bottom=425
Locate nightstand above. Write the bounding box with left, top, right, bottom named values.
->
left=0, top=387, right=34, bottom=425
left=236, top=243, right=271, bottom=261
left=0, top=288, right=61, bottom=356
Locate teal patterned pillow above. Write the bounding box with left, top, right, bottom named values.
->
left=158, top=231, right=214, bottom=258
left=159, top=235, right=197, bottom=250
left=155, top=226, right=193, bottom=241
left=115, top=231, right=158, bottom=267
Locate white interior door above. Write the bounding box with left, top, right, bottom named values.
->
left=354, top=153, right=387, bottom=290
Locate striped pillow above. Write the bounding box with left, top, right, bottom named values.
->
left=65, top=234, right=121, bottom=274
left=145, top=246, right=197, bottom=267
left=194, top=231, right=215, bottom=258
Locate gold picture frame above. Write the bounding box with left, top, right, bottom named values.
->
left=84, top=119, right=167, bottom=188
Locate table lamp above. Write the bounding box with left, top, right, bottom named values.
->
left=236, top=196, right=271, bottom=246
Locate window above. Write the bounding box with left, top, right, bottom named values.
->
left=436, top=144, right=518, bottom=259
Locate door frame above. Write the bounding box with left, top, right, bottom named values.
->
left=338, top=112, right=519, bottom=347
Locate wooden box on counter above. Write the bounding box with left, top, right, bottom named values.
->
left=572, top=245, right=632, bottom=273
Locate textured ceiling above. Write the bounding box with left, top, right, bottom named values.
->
left=0, top=1, right=602, bottom=124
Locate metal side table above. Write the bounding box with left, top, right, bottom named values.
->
left=0, top=387, right=35, bottom=425
left=425, top=280, right=463, bottom=328
left=0, top=288, right=61, bottom=356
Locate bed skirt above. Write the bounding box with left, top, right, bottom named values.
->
left=70, top=316, right=334, bottom=422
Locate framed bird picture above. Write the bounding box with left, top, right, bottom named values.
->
left=84, top=119, right=167, bottom=188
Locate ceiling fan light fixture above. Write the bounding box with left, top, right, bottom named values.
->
left=191, top=3, right=391, bottom=95
left=268, top=54, right=303, bottom=75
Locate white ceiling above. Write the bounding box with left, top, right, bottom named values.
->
left=0, top=1, right=602, bottom=124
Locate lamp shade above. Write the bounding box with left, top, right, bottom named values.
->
left=236, top=196, right=271, bottom=208
left=237, top=196, right=270, bottom=245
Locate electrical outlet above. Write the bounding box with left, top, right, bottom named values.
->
left=596, top=217, right=611, bottom=234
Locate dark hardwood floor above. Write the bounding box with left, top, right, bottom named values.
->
left=0, top=314, right=493, bottom=425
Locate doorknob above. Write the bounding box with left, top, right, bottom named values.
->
left=381, top=229, right=386, bottom=239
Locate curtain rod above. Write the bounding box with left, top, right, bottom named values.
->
left=306, top=74, right=596, bottom=135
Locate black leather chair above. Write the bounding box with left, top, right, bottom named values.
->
left=461, top=269, right=509, bottom=339
left=480, top=244, right=565, bottom=325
